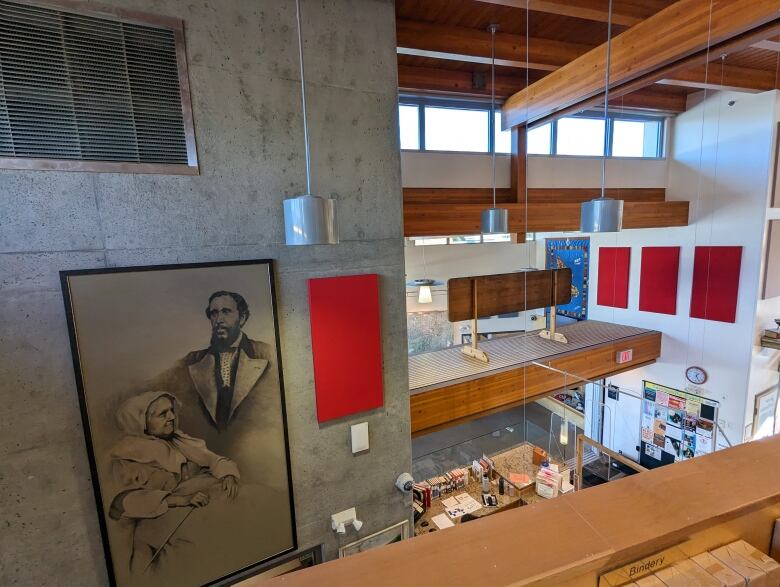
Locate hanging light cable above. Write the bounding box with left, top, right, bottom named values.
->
left=283, top=0, right=338, bottom=245
left=580, top=0, right=623, bottom=233
left=481, top=24, right=509, bottom=235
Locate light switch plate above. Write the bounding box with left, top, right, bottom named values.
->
left=351, top=422, right=369, bottom=453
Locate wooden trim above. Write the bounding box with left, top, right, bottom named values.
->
left=411, top=331, right=662, bottom=435
left=502, top=0, right=780, bottom=128
left=403, top=187, right=666, bottom=205
left=403, top=201, right=689, bottom=236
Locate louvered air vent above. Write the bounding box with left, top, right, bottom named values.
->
left=0, top=0, right=194, bottom=168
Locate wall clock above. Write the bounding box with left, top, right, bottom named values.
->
left=686, top=366, right=708, bottom=385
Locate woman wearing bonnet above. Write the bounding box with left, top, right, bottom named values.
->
left=107, top=391, right=240, bottom=581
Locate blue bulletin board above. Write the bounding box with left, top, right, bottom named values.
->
left=545, top=237, right=589, bottom=320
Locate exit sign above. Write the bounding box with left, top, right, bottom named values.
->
left=616, top=349, right=633, bottom=364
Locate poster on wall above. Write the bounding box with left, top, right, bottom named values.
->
left=60, top=260, right=296, bottom=587
left=545, top=237, right=589, bottom=320
left=639, top=380, right=718, bottom=469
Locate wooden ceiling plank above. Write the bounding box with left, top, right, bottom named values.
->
left=398, top=64, right=685, bottom=111
left=473, top=0, right=645, bottom=27
left=396, top=19, right=591, bottom=72
left=660, top=63, right=778, bottom=92
left=501, top=0, right=780, bottom=129
left=398, top=64, right=526, bottom=98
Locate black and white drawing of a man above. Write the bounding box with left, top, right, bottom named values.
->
left=157, top=291, right=278, bottom=453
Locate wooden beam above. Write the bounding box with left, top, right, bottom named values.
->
left=473, top=0, right=652, bottom=27
left=411, top=331, right=661, bottom=435
left=398, top=65, right=526, bottom=99
left=403, top=201, right=689, bottom=236
left=511, top=126, right=526, bottom=203
left=403, top=187, right=666, bottom=205
left=396, top=19, right=591, bottom=72
left=502, top=0, right=780, bottom=128
left=527, top=20, right=780, bottom=128
left=661, top=63, right=779, bottom=92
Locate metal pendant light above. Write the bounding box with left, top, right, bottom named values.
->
left=284, top=0, right=338, bottom=245
left=580, top=0, right=623, bottom=233
left=481, top=24, right=509, bottom=235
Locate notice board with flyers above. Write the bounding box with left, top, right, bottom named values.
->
left=639, top=381, right=719, bottom=469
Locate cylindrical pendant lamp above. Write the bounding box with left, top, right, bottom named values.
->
left=284, top=194, right=338, bottom=245
left=580, top=198, right=623, bottom=233
left=481, top=207, right=509, bottom=235
left=284, top=0, right=338, bottom=246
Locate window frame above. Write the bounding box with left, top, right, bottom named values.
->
left=398, top=96, right=667, bottom=160
left=0, top=0, right=199, bottom=175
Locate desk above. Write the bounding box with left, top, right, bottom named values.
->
left=414, top=442, right=560, bottom=536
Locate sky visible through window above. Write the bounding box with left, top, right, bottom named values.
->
left=398, top=103, right=663, bottom=158
left=556, top=118, right=605, bottom=156
left=399, top=104, right=420, bottom=150
left=424, top=107, right=489, bottom=152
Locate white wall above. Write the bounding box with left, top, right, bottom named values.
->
left=595, top=90, right=779, bottom=458
left=400, top=150, right=668, bottom=189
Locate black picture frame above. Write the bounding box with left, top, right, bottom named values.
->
left=60, top=259, right=297, bottom=587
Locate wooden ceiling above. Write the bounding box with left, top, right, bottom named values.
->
left=396, top=0, right=780, bottom=112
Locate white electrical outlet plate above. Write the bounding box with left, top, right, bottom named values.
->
left=351, top=422, right=369, bottom=453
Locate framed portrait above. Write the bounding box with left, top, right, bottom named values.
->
left=337, top=520, right=410, bottom=558
left=60, top=260, right=296, bottom=587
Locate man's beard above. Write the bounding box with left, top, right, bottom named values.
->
left=211, top=327, right=240, bottom=351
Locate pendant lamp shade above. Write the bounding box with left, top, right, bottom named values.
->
left=580, top=0, right=622, bottom=234
left=480, top=24, right=509, bottom=236
left=284, top=194, right=338, bottom=245
left=580, top=197, right=623, bottom=233
left=418, top=285, right=433, bottom=304
left=481, top=207, right=509, bottom=234
left=284, top=0, right=338, bottom=246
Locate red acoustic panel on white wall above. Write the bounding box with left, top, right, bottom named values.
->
left=597, top=247, right=631, bottom=308
left=639, top=246, right=680, bottom=315
left=308, top=274, right=383, bottom=423
left=690, top=246, right=742, bottom=323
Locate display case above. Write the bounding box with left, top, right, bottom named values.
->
left=411, top=416, right=574, bottom=537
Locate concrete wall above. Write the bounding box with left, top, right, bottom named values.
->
left=0, top=0, right=410, bottom=583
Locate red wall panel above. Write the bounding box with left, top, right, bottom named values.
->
left=690, top=246, right=742, bottom=323
left=597, top=247, right=631, bottom=308
left=309, top=274, right=384, bottom=422
left=639, top=247, right=680, bottom=315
